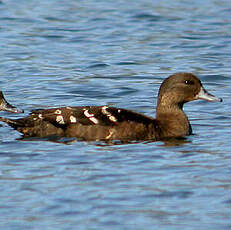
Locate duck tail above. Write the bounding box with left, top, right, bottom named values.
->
left=0, top=117, right=22, bottom=129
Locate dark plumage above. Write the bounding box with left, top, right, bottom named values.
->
left=0, top=73, right=222, bottom=141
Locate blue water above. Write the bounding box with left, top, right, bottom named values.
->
left=0, top=0, right=231, bottom=229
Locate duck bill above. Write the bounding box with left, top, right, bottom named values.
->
left=0, top=92, right=24, bottom=113
left=196, top=87, right=222, bottom=102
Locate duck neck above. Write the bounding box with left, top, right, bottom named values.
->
left=156, top=99, right=192, bottom=138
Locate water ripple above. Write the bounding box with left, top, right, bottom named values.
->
left=0, top=0, right=230, bottom=229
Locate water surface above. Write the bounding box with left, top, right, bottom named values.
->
left=0, top=0, right=231, bottom=229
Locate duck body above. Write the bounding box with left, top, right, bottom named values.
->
left=1, top=106, right=161, bottom=140
left=0, top=73, right=222, bottom=141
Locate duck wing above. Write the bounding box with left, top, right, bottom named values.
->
left=30, top=106, right=156, bottom=127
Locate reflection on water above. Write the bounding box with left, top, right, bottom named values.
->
left=18, top=134, right=191, bottom=147
left=0, top=0, right=230, bottom=229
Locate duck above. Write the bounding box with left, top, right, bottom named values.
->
left=0, top=91, right=23, bottom=113
left=0, top=73, right=222, bottom=141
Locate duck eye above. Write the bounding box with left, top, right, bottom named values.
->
left=185, top=80, right=194, bottom=85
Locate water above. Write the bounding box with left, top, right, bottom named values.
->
left=0, top=0, right=231, bottom=229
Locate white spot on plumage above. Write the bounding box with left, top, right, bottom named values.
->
left=83, top=109, right=99, bottom=124
left=105, top=129, right=114, bottom=140
left=33, top=113, right=42, bottom=121
left=70, top=115, right=77, bottom=123
left=84, top=109, right=92, bottom=117
left=89, top=117, right=99, bottom=124
left=109, top=116, right=117, bottom=122
left=55, top=109, right=62, bottom=114
left=101, top=106, right=117, bottom=123
left=101, top=106, right=109, bottom=115
left=56, top=115, right=65, bottom=124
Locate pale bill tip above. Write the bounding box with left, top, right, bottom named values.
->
left=197, top=87, right=222, bottom=102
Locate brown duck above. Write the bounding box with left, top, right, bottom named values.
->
left=0, top=73, right=222, bottom=141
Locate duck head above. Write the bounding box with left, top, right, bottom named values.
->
left=157, top=72, right=222, bottom=109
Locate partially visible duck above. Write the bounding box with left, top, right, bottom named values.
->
left=0, top=91, right=23, bottom=113
left=0, top=73, right=222, bottom=141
